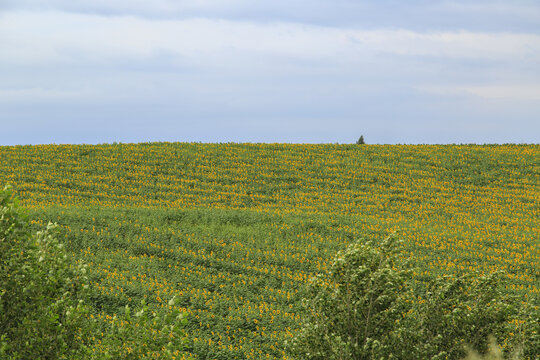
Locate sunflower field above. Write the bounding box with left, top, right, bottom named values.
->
left=0, top=143, right=538, bottom=359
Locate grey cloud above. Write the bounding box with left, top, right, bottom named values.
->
left=2, top=0, right=540, bottom=32
left=1, top=51, right=539, bottom=145
left=1, top=3, right=539, bottom=145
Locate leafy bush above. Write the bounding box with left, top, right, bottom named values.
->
left=462, top=337, right=508, bottom=360
left=395, top=272, right=521, bottom=359
left=287, top=234, right=412, bottom=359
left=1, top=185, right=92, bottom=359
left=1, top=185, right=193, bottom=359
left=90, top=297, right=192, bottom=360
left=288, top=234, right=537, bottom=360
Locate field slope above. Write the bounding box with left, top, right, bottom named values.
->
left=1, top=143, right=538, bottom=359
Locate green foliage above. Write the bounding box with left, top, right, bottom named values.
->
left=356, top=135, right=365, bottom=144
left=288, top=235, right=537, bottom=360
left=287, top=234, right=412, bottom=359
left=462, top=337, right=506, bottom=360
left=91, top=297, right=192, bottom=360
left=0, top=185, right=92, bottom=359
left=459, top=335, right=535, bottom=360
left=395, top=272, right=522, bottom=359
left=0, top=186, right=192, bottom=360
left=510, top=297, right=539, bottom=360
left=1, top=143, right=538, bottom=359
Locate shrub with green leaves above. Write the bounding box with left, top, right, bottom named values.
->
left=0, top=185, right=193, bottom=359
left=92, top=297, right=192, bottom=360
left=287, top=234, right=413, bottom=359
left=0, top=185, right=92, bottom=359
left=395, top=272, right=522, bottom=359
left=288, top=234, right=537, bottom=360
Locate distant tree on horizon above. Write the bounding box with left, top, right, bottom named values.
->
left=356, top=135, right=365, bottom=144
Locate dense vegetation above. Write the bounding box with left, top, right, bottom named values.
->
left=0, top=186, right=91, bottom=359
left=289, top=234, right=538, bottom=359
left=0, top=143, right=538, bottom=359
left=0, top=186, right=192, bottom=360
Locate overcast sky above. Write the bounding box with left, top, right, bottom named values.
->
left=1, top=1, right=539, bottom=145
